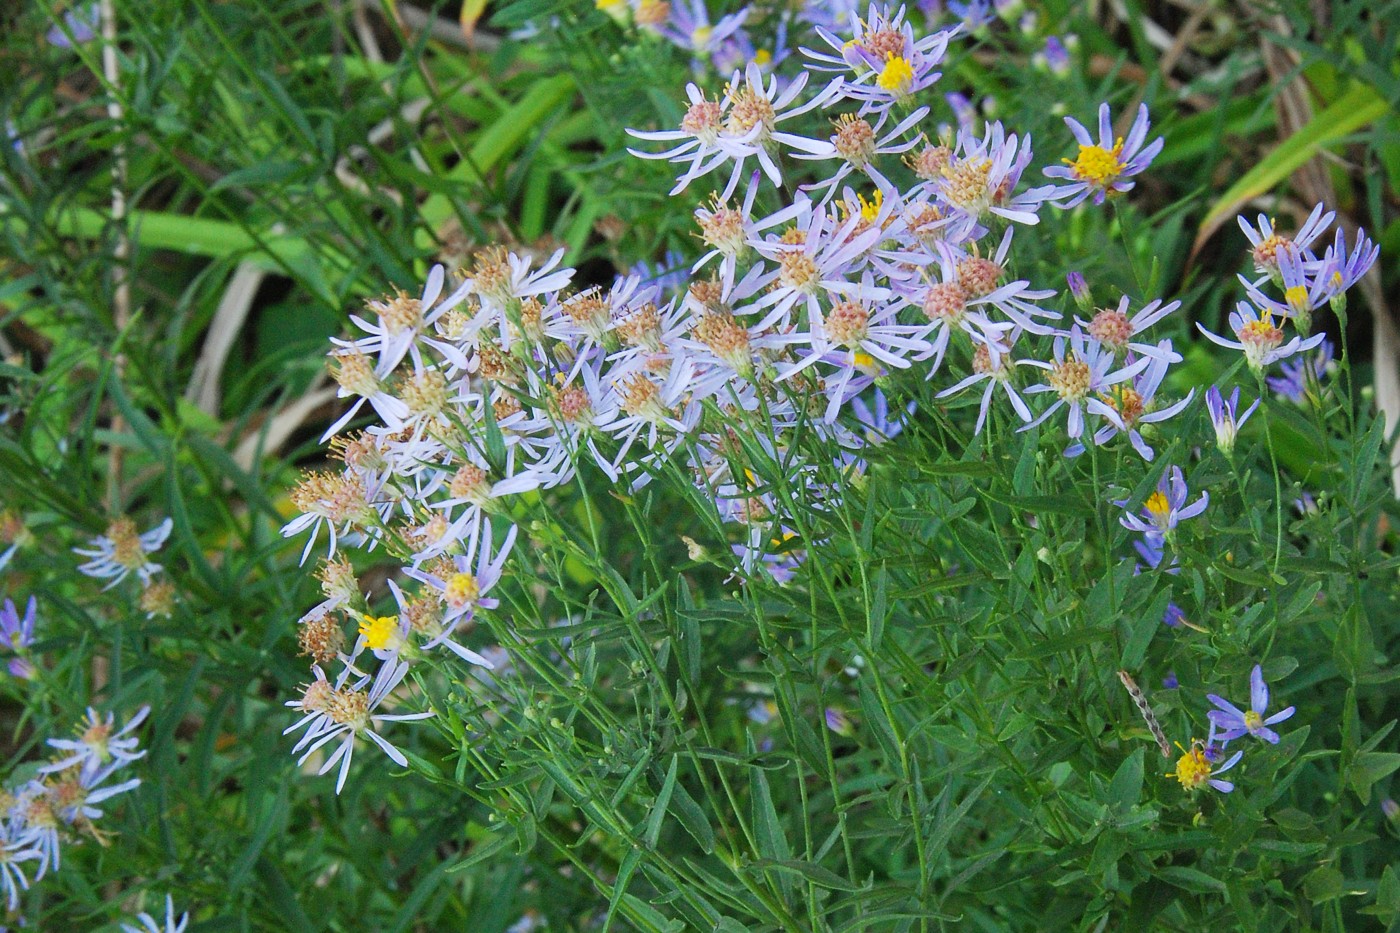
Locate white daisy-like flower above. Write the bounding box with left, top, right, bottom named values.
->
left=73, top=518, right=173, bottom=590
left=40, top=705, right=150, bottom=780
left=284, top=655, right=434, bottom=795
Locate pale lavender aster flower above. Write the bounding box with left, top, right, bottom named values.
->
left=0, top=597, right=35, bottom=655
left=73, top=518, right=173, bottom=590
left=1076, top=295, right=1181, bottom=362
left=657, top=0, right=748, bottom=59
left=46, top=4, right=98, bottom=47
left=825, top=707, right=853, bottom=736
left=627, top=82, right=751, bottom=196
left=285, top=655, right=434, bottom=795
left=1205, top=385, right=1259, bottom=455
left=1162, top=603, right=1185, bottom=628
left=1196, top=302, right=1326, bottom=374
left=1238, top=202, right=1334, bottom=280
left=1241, top=246, right=1333, bottom=334
left=40, top=705, right=150, bottom=780
left=1320, top=227, right=1379, bottom=313
left=1207, top=664, right=1295, bottom=744
left=1044, top=103, right=1164, bottom=207
left=1066, top=271, right=1090, bottom=312
left=937, top=332, right=1033, bottom=435
left=402, top=520, right=515, bottom=632
left=1019, top=326, right=1149, bottom=439
left=1038, top=35, right=1071, bottom=76
left=0, top=826, right=42, bottom=910
left=1067, top=345, right=1193, bottom=460
left=934, top=120, right=1054, bottom=225
left=1118, top=465, right=1208, bottom=538
left=947, top=0, right=994, bottom=29
left=798, top=106, right=928, bottom=199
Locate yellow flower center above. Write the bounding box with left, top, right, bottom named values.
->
left=852, top=351, right=880, bottom=377
left=1066, top=140, right=1125, bottom=185
left=1284, top=285, right=1309, bottom=314
left=1145, top=491, right=1170, bottom=523
left=359, top=614, right=399, bottom=652
left=445, top=572, right=481, bottom=609
left=876, top=54, right=915, bottom=95
left=691, top=24, right=712, bottom=49
left=1244, top=710, right=1263, bottom=732
left=753, top=49, right=772, bottom=66
left=1170, top=742, right=1212, bottom=791
left=858, top=189, right=884, bottom=223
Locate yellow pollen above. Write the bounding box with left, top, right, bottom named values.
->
left=876, top=54, right=914, bottom=94
left=852, top=351, right=880, bottom=376
left=1244, top=710, right=1263, bottom=731
left=1284, top=284, right=1309, bottom=312
left=691, top=24, right=712, bottom=48
left=754, top=49, right=772, bottom=66
left=1065, top=140, right=1125, bottom=185
left=1169, top=741, right=1212, bottom=791
left=358, top=614, right=398, bottom=651
left=445, top=572, right=481, bottom=609
left=1145, top=491, right=1170, bottom=520
left=858, top=189, right=884, bottom=223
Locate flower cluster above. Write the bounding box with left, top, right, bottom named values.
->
left=1201, top=205, right=1376, bottom=370
left=0, top=706, right=148, bottom=910
left=1168, top=664, right=1294, bottom=795
left=280, top=1, right=1374, bottom=799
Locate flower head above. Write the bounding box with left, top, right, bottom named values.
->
left=1044, top=103, right=1163, bottom=206
left=1119, top=465, right=1208, bottom=539
left=1168, top=737, right=1242, bottom=794
left=1265, top=339, right=1333, bottom=404
left=0, top=596, right=36, bottom=654
left=1205, top=385, right=1259, bottom=456
left=1207, top=664, right=1295, bottom=745
left=73, top=517, right=173, bottom=590
left=1197, top=302, right=1326, bottom=374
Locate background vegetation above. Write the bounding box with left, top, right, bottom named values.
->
left=0, top=0, right=1397, bottom=929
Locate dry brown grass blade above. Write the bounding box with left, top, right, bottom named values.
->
left=185, top=261, right=266, bottom=416
left=233, top=377, right=337, bottom=473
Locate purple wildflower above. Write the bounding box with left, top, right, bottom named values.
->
left=1205, top=385, right=1259, bottom=455
left=1196, top=301, right=1326, bottom=374
left=1119, top=465, right=1209, bottom=539
left=1207, top=664, right=1295, bottom=744
left=1043, top=103, right=1164, bottom=207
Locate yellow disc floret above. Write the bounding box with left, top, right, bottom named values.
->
left=1066, top=140, right=1126, bottom=186
left=445, top=572, right=481, bottom=610
left=359, top=614, right=400, bottom=652
left=877, top=54, right=915, bottom=96
left=1170, top=741, right=1212, bottom=792
left=1145, top=491, right=1171, bottom=526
